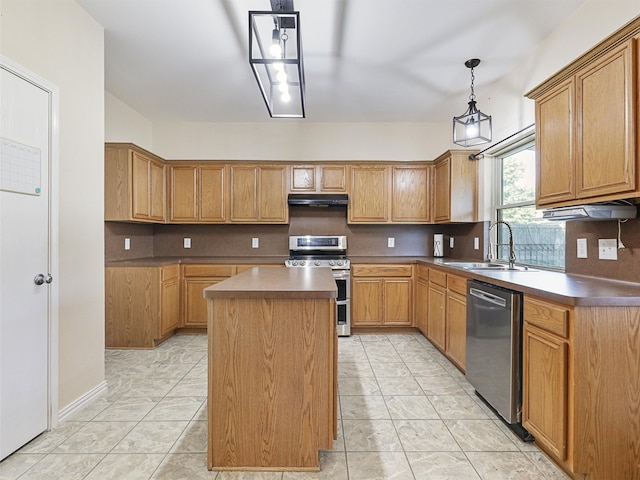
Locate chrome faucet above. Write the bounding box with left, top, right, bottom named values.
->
left=488, top=221, right=517, bottom=269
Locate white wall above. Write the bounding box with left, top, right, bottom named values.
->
left=144, top=1, right=640, bottom=162
left=152, top=121, right=454, bottom=161
left=0, top=0, right=105, bottom=410
left=485, top=0, right=640, bottom=142
left=105, top=91, right=153, bottom=151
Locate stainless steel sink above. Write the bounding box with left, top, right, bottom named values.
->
left=442, top=261, right=536, bottom=272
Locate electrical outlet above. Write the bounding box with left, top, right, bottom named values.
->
left=183, top=237, right=191, bottom=249
left=577, top=238, right=587, bottom=258
left=449, top=237, right=455, bottom=249
left=474, top=237, right=479, bottom=250
left=598, top=239, right=617, bottom=260
left=252, top=237, right=259, bottom=248
left=124, top=238, right=130, bottom=250
left=388, top=237, right=395, bottom=248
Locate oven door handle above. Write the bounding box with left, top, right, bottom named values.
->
left=332, top=271, right=350, bottom=279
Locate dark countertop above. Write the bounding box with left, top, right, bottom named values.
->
left=105, top=255, right=640, bottom=307
left=203, top=267, right=337, bottom=299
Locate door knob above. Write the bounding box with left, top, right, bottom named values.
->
left=34, top=273, right=53, bottom=285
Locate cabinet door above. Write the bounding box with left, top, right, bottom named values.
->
left=259, top=166, right=287, bottom=222
left=169, top=165, right=198, bottom=222
left=391, top=166, right=430, bottom=222
left=446, top=291, right=466, bottom=371
left=351, top=278, right=383, bottom=326
left=132, top=151, right=152, bottom=220
left=349, top=167, right=389, bottom=223
left=576, top=40, right=635, bottom=199
left=183, top=278, right=228, bottom=328
left=415, top=278, right=428, bottom=336
left=427, top=282, right=446, bottom=351
left=148, top=159, right=166, bottom=221
left=160, top=275, right=180, bottom=337
left=383, top=279, right=412, bottom=325
left=536, top=78, right=575, bottom=205
left=200, top=165, right=227, bottom=222
left=290, top=165, right=316, bottom=192
left=433, top=159, right=451, bottom=222
left=522, top=323, right=568, bottom=461
left=230, top=166, right=258, bottom=222
left=319, top=165, right=347, bottom=192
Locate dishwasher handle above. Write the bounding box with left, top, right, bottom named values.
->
left=469, top=287, right=507, bottom=308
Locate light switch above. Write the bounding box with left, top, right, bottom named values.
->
left=576, top=238, right=587, bottom=258
left=449, top=237, right=455, bottom=249
left=474, top=237, right=480, bottom=250
left=252, top=237, right=259, bottom=248
left=388, top=237, right=395, bottom=248
left=183, top=237, right=191, bottom=249
left=124, top=237, right=130, bottom=250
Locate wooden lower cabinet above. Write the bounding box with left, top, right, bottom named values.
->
left=351, top=264, right=413, bottom=327
left=423, top=267, right=467, bottom=371
left=522, top=296, right=572, bottom=470
left=414, top=265, right=429, bottom=335
left=181, top=265, right=236, bottom=328
left=105, top=264, right=179, bottom=348
left=427, top=279, right=446, bottom=350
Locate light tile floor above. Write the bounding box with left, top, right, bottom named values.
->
left=0, top=333, right=569, bottom=480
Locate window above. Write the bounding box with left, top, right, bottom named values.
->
left=493, top=137, right=565, bottom=270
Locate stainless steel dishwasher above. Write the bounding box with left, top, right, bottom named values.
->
left=466, top=279, right=533, bottom=440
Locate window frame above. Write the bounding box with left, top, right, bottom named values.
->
left=490, top=131, right=566, bottom=271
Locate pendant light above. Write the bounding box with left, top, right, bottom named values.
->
left=453, top=59, right=492, bottom=147
left=249, top=0, right=305, bottom=118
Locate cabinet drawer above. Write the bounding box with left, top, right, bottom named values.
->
left=429, top=268, right=447, bottom=287
left=352, top=264, right=413, bottom=277
left=524, top=297, right=570, bottom=338
left=183, top=264, right=236, bottom=278
left=447, top=274, right=467, bottom=296
left=416, top=264, right=429, bottom=282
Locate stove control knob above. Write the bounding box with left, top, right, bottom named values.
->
left=299, top=260, right=306, bottom=266
left=314, top=260, right=321, bottom=266
left=329, top=260, right=335, bottom=266
left=290, top=260, right=297, bottom=266
left=336, top=260, right=343, bottom=266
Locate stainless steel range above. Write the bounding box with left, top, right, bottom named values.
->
left=285, top=235, right=351, bottom=336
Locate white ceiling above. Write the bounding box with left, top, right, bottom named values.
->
left=77, top=0, right=587, bottom=123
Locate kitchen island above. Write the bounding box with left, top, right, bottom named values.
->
left=203, top=267, right=338, bottom=471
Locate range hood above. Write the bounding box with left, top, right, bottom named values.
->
left=287, top=193, right=349, bottom=207
left=542, top=204, right=637, bottom=221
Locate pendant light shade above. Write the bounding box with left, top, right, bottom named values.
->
left=453, top=59, right=492, bottom=147
left=249, top=1, right=305, bottom=118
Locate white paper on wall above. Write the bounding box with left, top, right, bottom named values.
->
left=0, top=137, right=42, bottom=196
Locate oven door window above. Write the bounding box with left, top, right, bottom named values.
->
left=335, top=278, right=347, bottom=302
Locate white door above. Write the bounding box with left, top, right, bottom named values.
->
left=0, top=65, right=51, bottom=460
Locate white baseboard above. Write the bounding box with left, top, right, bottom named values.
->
left=57, top=380, right=108, bottom=423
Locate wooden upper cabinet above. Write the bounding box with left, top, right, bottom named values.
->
left=576, top=40, right=635, bottom=199
left=168, top=164, right=227, bottom=223
left=349, top=166, right=389, bottom=222
left=433, top=151, right=478, bottom=223
left=528, top=37, right=638, bottom=207
left=349, top=164, right=432, bottom=224
left=169, top=165, right=198, bottom=222
left=105, top=143, right=166, bottom=223
left=290, top=165, right=347, bottom=193
left=535, top=78, right=575, bottom=205
left=230, top=165, right=288, bottom=223
left=391, top=166, right=431, bottom=222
